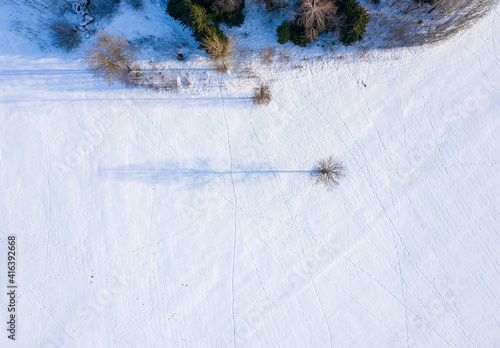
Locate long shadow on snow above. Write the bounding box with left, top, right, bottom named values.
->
left=99, top=162, right=315, bottom=188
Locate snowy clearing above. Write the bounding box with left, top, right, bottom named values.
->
left=1, top=0, right=500, bottom=347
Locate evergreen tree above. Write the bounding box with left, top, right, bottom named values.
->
left=339, top=0, right=369, bottom=46
left=190, top=3, right=212, bottom=35
left=277, top=21, right=291, bottom=44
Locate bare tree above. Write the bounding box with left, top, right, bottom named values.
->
left=298, top=0, right=338, bottom=42
left=86, top=33, right=136, bottom=84
left=201, top=35, right=235, bottom=72
left=313, top=156, right=345, bottom=188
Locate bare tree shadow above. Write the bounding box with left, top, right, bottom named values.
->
left=99, top=162, right=315, bottom=188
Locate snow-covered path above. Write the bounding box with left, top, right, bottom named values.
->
left=1, top=2, right=500, bottom=347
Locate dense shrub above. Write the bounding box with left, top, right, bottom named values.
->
left=50, top=21, right=82, bottom=51
left=167, top=0, right=245, bottom=30
left=339, top=0, right=369, bottom=46
left=264, top=0, right=289, bottom=12
left=290, top=22, right=308, bottom=47
left=277, top=20, right=291, bottom=44
left=166, top=0, right=191, bottom=24
left=219, top=2, right=245, bottom=27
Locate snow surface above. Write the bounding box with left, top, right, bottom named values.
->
left=1, top=0, right=500, bottom=347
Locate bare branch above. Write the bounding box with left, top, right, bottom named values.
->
left=313, top=156, right=345, bottom=188
left=85, top=33, right=136, bottom=84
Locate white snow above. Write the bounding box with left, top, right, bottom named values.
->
left=0, top=0, right=499, bottom=347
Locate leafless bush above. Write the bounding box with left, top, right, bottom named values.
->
left=253, top=83, right=272, bottom=105
left=86, top=33, right=136, bottom=84
left=153, top=72, right=179, bottom=92
left=202, top=35, right=235, bottom=72
left=217, top=0, right=244, bottom=12
left=238, top=65, right=260, bottom=79
left=50, top=21, right=82, bottom=51
left=313, top=156, right=344, bottom=188
left=136, top=62, right=181, bottom=92
left=261, top=47, right=275, bottom=65
left=122, top=67, right=144, bottom=86
left=298, top=0, right=338, bottom=42
left=279, top=51, right=291, bottom=62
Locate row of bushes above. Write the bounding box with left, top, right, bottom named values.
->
left=277, top=0, right=369, bottom=47
left=167, top=0, right=369, bottom=55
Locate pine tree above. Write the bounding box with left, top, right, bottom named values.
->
left=190, top=3, right=212, bottom=37
left=339, top=0, right=369, bottom=46
left=277, top=21, right=291, bottom=44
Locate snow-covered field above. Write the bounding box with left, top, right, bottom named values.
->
left=1, top=0, right=500, bottom=347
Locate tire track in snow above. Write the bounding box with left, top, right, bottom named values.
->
left=291, top=219, right=453, bottom=346
left=246, top=103, right=333, bottom=347
left=454, top=40, right=500, bottom=90
left=419, top=97, right=479, bottom=343
left=237, top=216, right=282, bottom=340
left=217, top=75, right=238, bottom=348
left=284, top=213, right=405, bottom=344
left=36, top=81, right=54, bottom=344
left=299, top=65, right=452, bottom=345
left=317, top=57, right=485, bottom=344
left=302, top=91, right=454, bottom=345
left=347, top=60, right=411, bottom=348
left=245, top=106, right=315, bottom=343
left=243, top=94, right=331, bottom=343
left=146, top=107, right=164, bottom=340
left=474, top=16, right=500, bottom=72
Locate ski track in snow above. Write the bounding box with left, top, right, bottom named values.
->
left=246, top=105, right=321, bottom=344
left=1, top=1, right=500, bottom=347
left=217, top=75, right=238, bottom=348
left=299, top=60, right=465, bottom=346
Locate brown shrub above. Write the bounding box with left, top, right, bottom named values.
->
left=253, top=83, right=272, bottom=105
left=261, top=47, right=275, bottom=65
left=202, top=35, right=235, bottom=72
